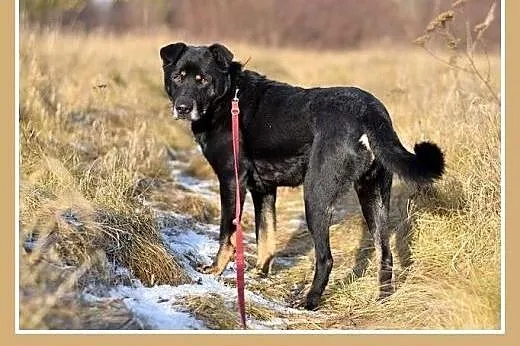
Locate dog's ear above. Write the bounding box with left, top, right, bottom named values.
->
left=160, top=42, right=187, bottom=67
left=209, top=43, right=234, bottom=70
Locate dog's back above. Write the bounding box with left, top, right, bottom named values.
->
left=237, top=71, right=444, bottom=187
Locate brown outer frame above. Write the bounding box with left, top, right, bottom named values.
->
left=2, top=0, right=515, bottom=344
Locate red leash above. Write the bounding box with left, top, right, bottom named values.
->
left=231, top=88, right=247, bottom=329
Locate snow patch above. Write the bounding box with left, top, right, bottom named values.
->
left=113, top=284, right=206, bottom=330
left=105, top=155, right=313, bottom=330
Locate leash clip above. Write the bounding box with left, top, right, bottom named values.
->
left=231, top=88, right=240, bottom=116
left=233, top=88, right=239, bottom=102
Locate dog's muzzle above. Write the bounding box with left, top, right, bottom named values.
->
left=172, top=99, right=199, bottom=121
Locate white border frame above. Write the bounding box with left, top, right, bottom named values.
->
left=14, top=0, right=507, bottom=335
left=14, top=0, right=20, bottom=334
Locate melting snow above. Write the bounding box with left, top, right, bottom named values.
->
left=106, top=158, right=309, bottom=330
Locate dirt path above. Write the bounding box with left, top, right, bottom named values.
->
left=106, top=149, right=413, bottom=330
left=105, top=151, right=328, bottom=329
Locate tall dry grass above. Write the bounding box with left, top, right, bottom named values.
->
left=19, top=28, right=195, bottom=329
left=19, top=27, right=500, bottom=329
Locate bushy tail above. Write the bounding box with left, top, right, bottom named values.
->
left=364, top=113, right=445, bottom=184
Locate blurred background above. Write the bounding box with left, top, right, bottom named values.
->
left=21, top=0, right=500, bottom=50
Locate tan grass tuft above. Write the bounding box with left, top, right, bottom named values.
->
left=184, top=294, right=240, bottom=329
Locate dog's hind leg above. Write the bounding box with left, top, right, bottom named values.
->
left=302, top=140, right=358, bottom=310
left=354, top=162, right=394, bottom=299
left=251, top=188, right=277, bottom=276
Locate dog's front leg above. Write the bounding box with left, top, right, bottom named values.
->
left=198, top=178, right=246, bottom=275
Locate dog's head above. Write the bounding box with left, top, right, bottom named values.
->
left=160, top=42, right=234, bottom=121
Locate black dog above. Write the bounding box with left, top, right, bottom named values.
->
left=160, top=42, right=444, bottom=310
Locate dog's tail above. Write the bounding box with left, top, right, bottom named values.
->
left=364, top=108, right=445, bottom=184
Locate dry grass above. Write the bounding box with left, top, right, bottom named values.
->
left=183, top=294, right=240, bottom=330
left=183, top=156, right=216, bottom=180
left=146, top=180, right=220, bottom=223
left=19, top=28, right=193, bottom=329
left=183, top=294, right=281, bottom=329
left=19, top=27, right=500, bottom=330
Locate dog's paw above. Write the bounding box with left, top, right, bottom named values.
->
left=196, top=264, right=220, bottom=275
left=303, top=292, right=321, bottom=311
left=250, top=266, right=269, bottom=278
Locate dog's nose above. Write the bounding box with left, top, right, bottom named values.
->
left=175, top=103, right=193, bottom=115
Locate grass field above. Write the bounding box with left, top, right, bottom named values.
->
left=19, top=28, right=501, bottom=330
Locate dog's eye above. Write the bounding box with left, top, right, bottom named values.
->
left=195, top=74, right=208, bottom=85
left=173, top=70, right=186, bottom=83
